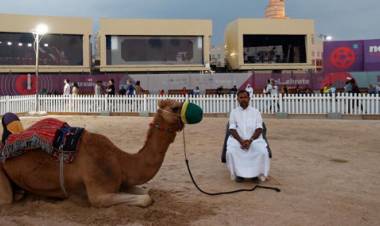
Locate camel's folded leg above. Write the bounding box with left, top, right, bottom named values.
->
left=88, top=192, right=153, bottom=208
left=0, top=166, right=13, bottom=205
left=124, top=186, right=150, bottom=195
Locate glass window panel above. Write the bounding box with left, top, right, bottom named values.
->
left=243, top=35, right=307, bottom=64
left=106, top=35, right=204, bottom=65
left=0, top=32, right=83, bottom=66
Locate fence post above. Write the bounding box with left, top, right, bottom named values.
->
left=332, top=93, right=336, bottom=113
left=104, top=95, right=108, bottom=112
left=279, top=93, right=283, bottom=113
left=6, top=96, right=10, bottom=112
left=143, top=94, right=147, bottom=112
left=33, top=94, right=38, bottom=113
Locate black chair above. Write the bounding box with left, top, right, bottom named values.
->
left=221, top=122, right=272, bottom=163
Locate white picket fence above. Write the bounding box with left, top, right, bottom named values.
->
left=0, top=94, right=379, bottom=115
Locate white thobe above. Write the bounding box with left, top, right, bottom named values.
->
left=226, top=106, right=270, bottom=179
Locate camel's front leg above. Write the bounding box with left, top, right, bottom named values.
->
left=88, top=192, right=153, bottom=208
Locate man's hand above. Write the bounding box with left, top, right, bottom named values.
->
left=240, top=139, right=251, bottom=150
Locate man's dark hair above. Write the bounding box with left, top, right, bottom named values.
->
left=237, top=89, right=249, bottom=96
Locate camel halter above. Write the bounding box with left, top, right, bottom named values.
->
left=181, top=128, right=281, bottom=195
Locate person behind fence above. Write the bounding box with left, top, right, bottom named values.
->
left=230, top=85, right=238, bottom=95
left=106, top=79, right=115, bottom=96
left=94, top=80, right=102, bottom=95
left=126, top=79, right=135, bottom=96
left=226, top=90, right=270, bottom=183
left=264, top=79, right=272, bottom=95
left=192, top=86, right=200, bottom=96
left=63, top=79, right=71, bottom=96
left=376, top=83, right=380, bottom=94
left=135, top=80, right=144, bottom=95
left=72, top=82, right=79, bottom=96
left=245, top=84, right=254, bottom=97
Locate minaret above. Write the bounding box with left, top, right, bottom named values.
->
left=265, top=0, right=287, bottom=19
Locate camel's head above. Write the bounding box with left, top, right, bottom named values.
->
left=157, top=99, right=185, bottom=131
left=157, top=99, right=203, bottom=132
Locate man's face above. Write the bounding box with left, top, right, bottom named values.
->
left=237, top=92, right=250, bottom=109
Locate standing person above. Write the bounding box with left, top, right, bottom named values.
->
left=72, top=82, right=79, bottom=96
left=269, top=80, right=278, bottom=96
left=126, top=80, right=135, bottom=96
left=230, top=85, right=238, bottom=95
left=135, top=80, right=144, bottom=95
left=269, top=80, right=279, bottom=112
left=245, top=84, right=254, bottom=97
left=344, top=78, right=353, bottom=93
left=226, top=90, right=270, bottom=182
left=94, top=81, right=102, bottom=95
left=63, top=79, right=71, bottom=96
left=181, top=87, right=188, bottom=96
left=192, top=86, right=200, bottom=96
left=263, top=79, right=272, bottom=95
left=376, top=83, right=380, bottom=94
left=105, top=79, right=115, bottom=96
left=281, top=85, right=288, bottom=95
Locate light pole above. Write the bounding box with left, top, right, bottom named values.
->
left=33, top=24, right=48, bottom=113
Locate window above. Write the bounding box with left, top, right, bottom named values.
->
left=106, top=36, right=204, bottom=65
left=0, top=32, right=83, bottom=65
left=243, top=35, right=307, bottom=64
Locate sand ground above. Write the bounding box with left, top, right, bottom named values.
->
left=0, top=115, right=379, bottom=226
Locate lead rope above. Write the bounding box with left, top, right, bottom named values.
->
left=59, top=145, right=68, bottom=197
left=182, top=128, right=281, bottom=195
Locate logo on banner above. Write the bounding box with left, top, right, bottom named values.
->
left=330, top=47, right=356, bottom=69
left=15, top=74, right=36, bottom=95
left=369, top=46, right=380, bottom=53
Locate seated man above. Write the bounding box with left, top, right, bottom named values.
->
left=225, top=90, right=270, bottom=182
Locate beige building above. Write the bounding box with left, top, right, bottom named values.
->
left=97, top=18, right=212, bottom=72
left=225, top=18, right=315, bottom=71
left=0, top=14, right=92, bottom=73
left=311, top=35, right=323, bottom=71
left=210, top=44, right=226, bottom=69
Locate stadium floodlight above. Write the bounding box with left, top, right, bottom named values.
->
left=32, top=23, right=48, bottom=113
left=319, top=34, right=333, bottom=42
left=35, top=24, right=48, bottom=35
left=325, top=36, right=333, bottom=41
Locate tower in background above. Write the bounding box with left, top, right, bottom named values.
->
left=265, top=0, right=287, bottom=19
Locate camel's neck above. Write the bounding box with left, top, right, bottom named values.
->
left=118, top=116, right=177, bottom=186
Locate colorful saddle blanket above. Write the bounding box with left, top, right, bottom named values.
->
left=0, top=118, right=84, bottom=163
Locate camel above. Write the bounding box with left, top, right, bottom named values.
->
left=0, top=99, right=188, bottom=207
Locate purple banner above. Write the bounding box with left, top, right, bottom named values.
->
left=251, top=73, right=325, bottom=91
left=323, top=40, right=364, bottom=72
left=364, top=39, right=380, bottom=71
left=0, top=73, right=131, bottom=96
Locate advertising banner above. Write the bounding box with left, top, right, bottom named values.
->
left=364, top=39, right=380, bottom=71
left=0, top=74, right=131, bottom=96
left=323, top=40, right=364, bottom=72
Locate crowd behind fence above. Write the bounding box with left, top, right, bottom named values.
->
left=0, top=94, right=379, bottom=115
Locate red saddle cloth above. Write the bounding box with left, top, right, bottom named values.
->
left=0, top=118, right=76, bottom=163
left=6, top=118, right=66, bottom=147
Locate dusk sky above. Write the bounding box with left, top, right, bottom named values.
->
left=1, top=0, right=379, bottom=45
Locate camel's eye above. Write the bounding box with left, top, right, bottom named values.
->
left=172, top=106, right=180, bottom=113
